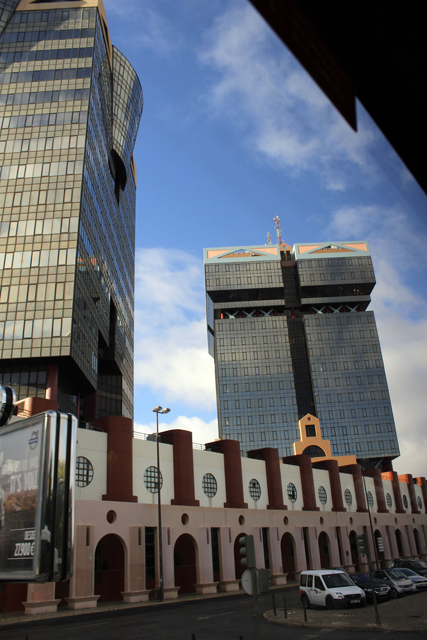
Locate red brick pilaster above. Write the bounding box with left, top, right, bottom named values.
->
left=415, top=477, right=427, bottom=514
left=382, top=471, right=405, bottom=513
left=313, top=459, right=346, bottom=511
left=398, top=474, right=420, bottom=514
left=161, top=429, right=199, bottom=507
left=282, top=454, right=319, bottom=511
left=340, top=464, right=367, bottom=512
left=363, top=468, right=388, bottom=513
left=205, top=440, right=247, bottom=509
left=248, top=448, right=286, bottom=510
left=94, top=415, right=137, bottom=503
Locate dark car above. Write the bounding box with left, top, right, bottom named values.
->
left=392, top=559, right=427, bottom=577
left=349, top=573, right=391, bottom=602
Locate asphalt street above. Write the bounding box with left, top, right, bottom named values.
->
left=0, top=586, right=426, bottom=640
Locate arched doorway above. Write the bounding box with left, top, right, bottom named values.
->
left=234, top=533, right=247, bottom=581
left=349, top=530, right=360, bottom=572
left=94, top=534, right=125, bottom=602
left=281, top=532, right=296, bottom=580
left=318, top=532, right=331, bottom=568
left=395, top=529, right=404, bottom=557
left=174, top=534, right=197, bottom=594
left=413, top=529, right=421, bottom=556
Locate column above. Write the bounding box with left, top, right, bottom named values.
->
left=382, top=471, right=405, bottom=514
left=218, top=527, right=240, bottom=592
left=399, top=474, right=420, bottom=514
left=268, top=526, right=287, bottom=585
left=248, top=448, right=286, bottom=510
left=162, top=527, right=179, bottom=599
left=121, top=526, right=150, bottom=603
left=96, top=415, right=137, bottom=503
left=194, top=527, right=217, bottom=594
left=205, top=440, right=247, bottom=509
left=67, top=525, right=100, bottom=609
left=293, top=527, right=308, bottom=579
left=282, top=455, right=319, bottom=511
left=313, top=460, right=346, bottom=511
left=307, top=526, right=321, bottom=569
left=340, top=464, right=368, bottom=512
left=363, top=468, right=388, bottom=513
left=161, top=430, right=199, bottom=507
left=415, top=477, right=427, bottom=514
left=327, top=527, right=342, bottom=567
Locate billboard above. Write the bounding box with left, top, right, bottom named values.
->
left=0, top=411, right=76, bottom=582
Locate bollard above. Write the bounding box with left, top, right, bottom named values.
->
left=191, top=634, right=196, bottom=640
left=302, top=597, right=307, bottom=622
left=272, top=593, right=276, bottom=616
left=283, top=596, right=287, bottom=619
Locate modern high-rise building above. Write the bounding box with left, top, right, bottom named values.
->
left=0, top=1, right=143, bottom=421
left=204, top=240, right=400, bottom=470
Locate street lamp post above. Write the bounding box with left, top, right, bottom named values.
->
left=152, top=405, right=170, bottom=602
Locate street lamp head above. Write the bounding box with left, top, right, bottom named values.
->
left=153, top=406, right=162, bottom=413
left=160, top=408, right=171, bottom=415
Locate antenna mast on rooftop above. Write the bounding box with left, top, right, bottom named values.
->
left=266, top=231, right=271, bottom=245
left=273, top=216, right=282, bottom=245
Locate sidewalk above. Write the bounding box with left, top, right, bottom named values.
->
left=264, top=590, right=427, bottom=632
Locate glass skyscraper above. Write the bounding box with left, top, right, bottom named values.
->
left=204, top=241, right=399, bottom=470
left=0, top=1, right=143, bottom=421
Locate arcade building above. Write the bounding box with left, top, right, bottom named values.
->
left=0, top=397, right=426, bottom=614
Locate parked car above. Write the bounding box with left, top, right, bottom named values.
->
left=372, top=568, right=416, bottom=597
left=300, top=570, right=366, bottom=609
left=349, top=573, right=391, bottom=602
left=392, top=559, right=427, bottom=577
left=395, top=568, right=427, bottom=590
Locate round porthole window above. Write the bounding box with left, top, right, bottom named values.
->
left=202, top=473, right=217, bottom=498
left=144, top=466, right=163, bottom=493
left=249, top=479, right=261, bottom=501
left=366, top=491, right=374, bottom=508
left=402, top=494, right=408, bottom=509
left=76, top=456, right=94, bottom=487
left=417, top=496, right=423, bottom=510
left=318, top=486, right=327, bottom=505
left=344, top=489, right=352, bottom=506
left=287, top=483, right=297, bottom=503
left=386, top=492, right=392, bottom=508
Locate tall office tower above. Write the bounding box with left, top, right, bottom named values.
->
left=204, top=241, right=400, bottom=470
left=0, top=1, right=143, bottom=421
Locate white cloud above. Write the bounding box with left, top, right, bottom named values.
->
left=328, top=205, right=427, bottom=477
left=134, top=248, right=216, bottom=409
left=199, top=1, right=379, bottom=190
left=134, top=416, right=218, bottom=446
left=103, top=0, right=182, bottom=57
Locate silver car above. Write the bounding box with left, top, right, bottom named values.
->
left=396, top=568, right=427, bottom=590
left=372, top=569, right=416, bottom=597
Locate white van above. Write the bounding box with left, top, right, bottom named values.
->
left=300, top=569, right=366, bottom=609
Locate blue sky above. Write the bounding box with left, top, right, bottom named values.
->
left=103, top=0, right=427, bottom=477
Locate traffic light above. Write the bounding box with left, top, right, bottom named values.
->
left=239, top=534, right=256, bottom=568
left=377, top=537, right=384, bottom=552
left=356, top=533, right=368, bottom=555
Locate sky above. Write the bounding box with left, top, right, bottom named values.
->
left=103, top=0, right=427, bottom=477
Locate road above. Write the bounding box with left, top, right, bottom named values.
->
left=0, top=586, right=424, bottom=640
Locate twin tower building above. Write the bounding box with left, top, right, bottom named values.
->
left=0, top=1, right=399, bottom=471
left=204, top=242, right=399, bottom=471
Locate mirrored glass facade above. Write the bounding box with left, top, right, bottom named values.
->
left=204, top=242, right=399, bottom=469
left=0, top=2, right=143, bottom=421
